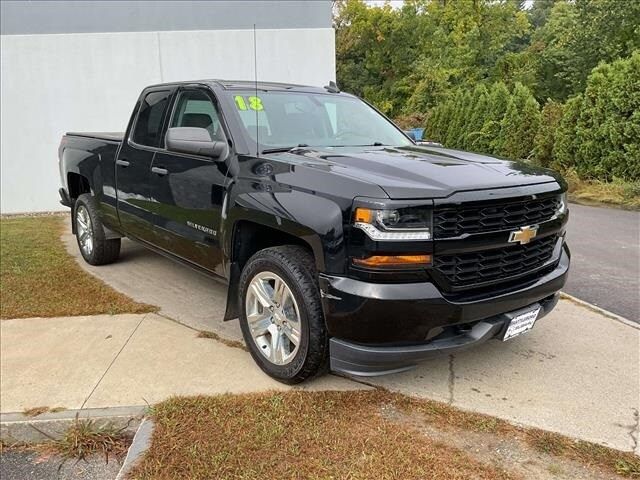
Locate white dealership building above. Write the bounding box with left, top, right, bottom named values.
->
left=0, top=0, right=335, bottom=213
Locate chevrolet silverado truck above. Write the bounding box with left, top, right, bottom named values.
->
left=58, top=80, right=570, bottom=383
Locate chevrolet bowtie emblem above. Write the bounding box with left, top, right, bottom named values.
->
left=509, top=225, right=539, bottom=245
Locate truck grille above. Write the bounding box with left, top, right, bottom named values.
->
left=434, top=196, right=561, bottom=239
left=433, top=235, right=558, bottom=289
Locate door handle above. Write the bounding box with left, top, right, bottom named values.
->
left=116, top=159, right=130, bottom=167
left=151, top=166, right=168, bottom=176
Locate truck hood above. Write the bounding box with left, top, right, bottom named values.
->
left=271, top=145, right=562, bottom=199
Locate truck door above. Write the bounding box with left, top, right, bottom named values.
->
left=147, top=87, right=229, bottom=275
left=115, top=88, right=174, bottom=242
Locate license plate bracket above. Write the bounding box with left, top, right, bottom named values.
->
left=501, top=304, right=541, bottom=341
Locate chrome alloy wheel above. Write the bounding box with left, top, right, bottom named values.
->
left=245, top=271, right=302, bottom=365
left=76, top=205, right=94, bottom=256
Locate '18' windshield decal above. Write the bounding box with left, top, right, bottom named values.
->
left=234, top=95, right=264, bottom=111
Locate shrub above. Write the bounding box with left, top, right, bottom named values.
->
left=574, top=51, right=640, bottom=181
left=465, top=84, right=490, bottom=151
left=533, top=100, right=564, bottom=167
left=496, top=83, right=541, bottom=159
left=481, top=82, right=511, bottom=154
left=553, top=94, right=583, bottom=171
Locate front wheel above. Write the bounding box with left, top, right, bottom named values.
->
left=238, top=246, right=328, bottom=384
left=74, top=194, right=121, bottom=265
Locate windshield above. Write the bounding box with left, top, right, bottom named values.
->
left=226, top=90, right=412, bottom=151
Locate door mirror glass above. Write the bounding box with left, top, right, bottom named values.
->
left=165, top=127, right=228, bottom=160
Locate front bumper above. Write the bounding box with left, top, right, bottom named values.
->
left=320, top=244, right=569, bottom=376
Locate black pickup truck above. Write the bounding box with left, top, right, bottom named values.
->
left=58, top=80, right=570, bottom=383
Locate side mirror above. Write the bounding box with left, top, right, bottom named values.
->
left=165, top=127, right=228, bottom=160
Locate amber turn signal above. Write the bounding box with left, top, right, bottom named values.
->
left=354, top=207, right=374, bottom=223
left=352, top=254, right=432, bottom=268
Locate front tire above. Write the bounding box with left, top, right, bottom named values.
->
left=74, top=193, right=121, bottom=265
left=238, top=246, right=328, bottom=384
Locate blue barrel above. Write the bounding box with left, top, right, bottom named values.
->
left=411, top=128, right=425, bottom=141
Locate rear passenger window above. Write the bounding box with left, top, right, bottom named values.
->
left=132, top=90, right=171, bottom=147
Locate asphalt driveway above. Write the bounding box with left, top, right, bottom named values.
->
left=565, top=203, right=639, bottom=321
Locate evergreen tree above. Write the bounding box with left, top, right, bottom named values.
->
left=533, top=100, right=564, bottom=167
left=553, top=94, right=583, bottom=171
left=496, top=83, right=541, bottom=159
left=575, top=51, right=640, bottom=181
left=464, top=84, right=490, bottom=151
left=447, top=91, right=473, bottom=148
left=455, top=89, right=478, bottom=148
left=477, top=82, right=510, bottom=154
left=443, top=91, right=464, bottom=147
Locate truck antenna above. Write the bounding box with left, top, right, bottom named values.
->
left=253, top=23, right=259, bottom=157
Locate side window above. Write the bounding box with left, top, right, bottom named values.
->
left=170, top=90, right=225, bottom=141
left=132, top=90, right=171, bottom=147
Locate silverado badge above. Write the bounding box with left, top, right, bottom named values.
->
left=509, top=225, right=538, bottom=245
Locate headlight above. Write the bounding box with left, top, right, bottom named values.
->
left=557, top=193, right=568, bottom=215
left=353, top=207, right=432, bottom=241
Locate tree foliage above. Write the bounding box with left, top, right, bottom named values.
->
left=533, top=100, right=563, bottom=168
left=574, top=52, right=640, bottom=181
left=335, top=0, right=640, bottom=181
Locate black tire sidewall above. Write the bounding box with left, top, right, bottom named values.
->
left=74, top=194, right=106, bottom=265
left=238, top=251, right=318, bottom=383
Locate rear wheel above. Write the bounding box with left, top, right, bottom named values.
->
left=74, top=194, right=121, bottom=265
left=238, top=246, right=328, bottom=384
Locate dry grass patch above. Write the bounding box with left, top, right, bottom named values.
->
left=0, top=215, right=156, bottom=319
left=48, top=417, right=131, bottom=461
left=564, top=170, right=640, bottom=210
left=392, top=392, right=640, bottom=478
left=130, top=390, right=516, bottom=480
left=22, top=406, right=65, bottom=417
left=130, top=390, right=639, bottom=480
left=196, top=330, right=247, bottom=350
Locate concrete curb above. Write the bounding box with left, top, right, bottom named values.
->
left=116, top=418, right=154, bottom=480
left=0, top=406, right=146, bottom=445
left=560, top=292, right=639, bottom=329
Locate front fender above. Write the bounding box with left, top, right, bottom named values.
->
left=224, top=187, right=348, bottom=274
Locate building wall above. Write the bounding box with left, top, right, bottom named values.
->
left=0, top=2, right=334, bottom=213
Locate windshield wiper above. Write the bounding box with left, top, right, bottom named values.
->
left=327, top=142, right=388, bottom=147
left=261, top=144, right=309, bottom=154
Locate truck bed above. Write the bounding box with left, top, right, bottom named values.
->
left=66, top=132, right=124, bottom=143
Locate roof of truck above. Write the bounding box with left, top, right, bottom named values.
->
left=144, top=79, right=336, bottom=94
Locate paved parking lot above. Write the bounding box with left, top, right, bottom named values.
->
left=60, top=233, right=640, bottom=452
left=564, top=203, right=639, bottom=321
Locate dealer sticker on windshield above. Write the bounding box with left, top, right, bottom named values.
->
left=502, top=305, right=541, bottom=341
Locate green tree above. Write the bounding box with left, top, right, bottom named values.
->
left=442, top=90, right=464, bottom=147
left=527, top=0, right=556, bottom=29
left=464, top=84, right=490, bottom=150
left=496, top=83, right=541, bottom=159
left=575, top=52, right=640, bottom=181
left=475, top=82, right=510, bottom=154
left=532, top=0, right=640, bottom=101
left=447, top=90, right=473, bottom=148
left=533, top=100, right=564, bottom=167
left=553, top=94, right=583, bottom=171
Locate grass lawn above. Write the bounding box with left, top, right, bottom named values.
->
left=129, top=390, right=639, bottom=480
left=0, top=215, right=156, bottom=319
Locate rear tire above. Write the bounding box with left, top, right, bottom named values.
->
left=74, top=193, right=121, bottom=265
left=238, top=246, right=328, bottom=384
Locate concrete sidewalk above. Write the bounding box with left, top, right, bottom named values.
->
left=0, top=313, right=361, bottom=413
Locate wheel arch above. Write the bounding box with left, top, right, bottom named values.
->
left=222, top=217, right=326, bottom=321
